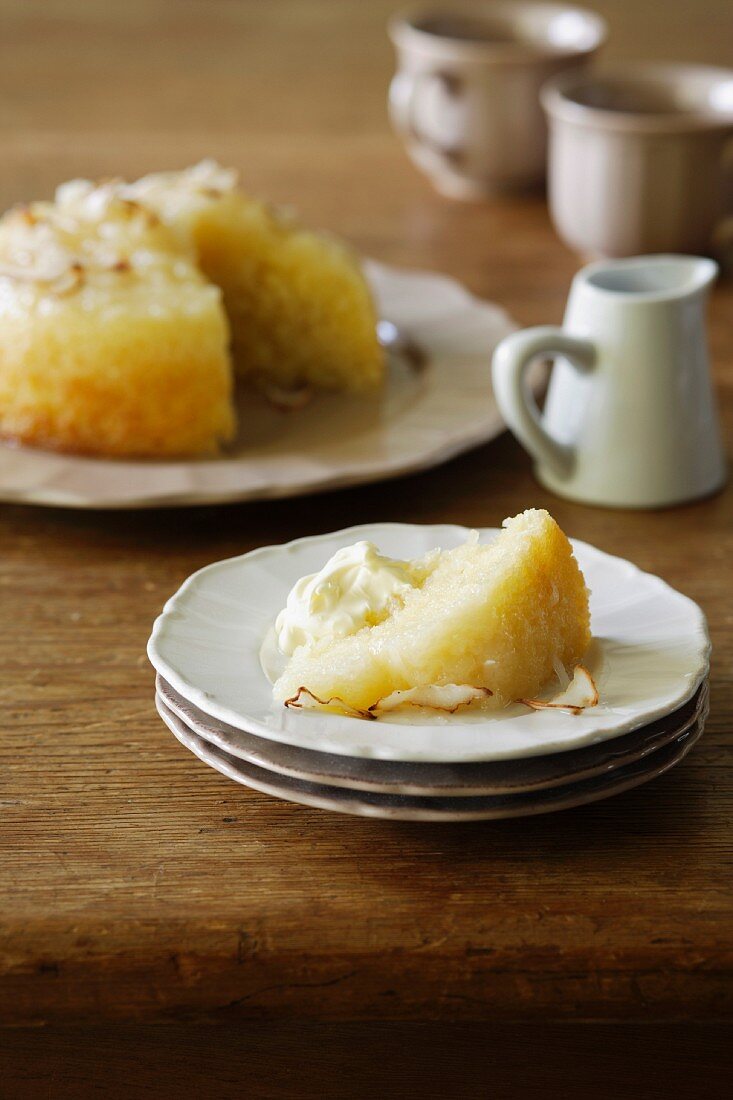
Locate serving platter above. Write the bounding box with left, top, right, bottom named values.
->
left=147, top=522, right=711, bottom=763
left=0, top=261, right=517, bottom=509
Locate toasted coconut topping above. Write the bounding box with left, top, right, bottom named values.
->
left=284, top=687, right=375, bottom=720
left=284, top=683, right=492, bottom=720
left=15, top=205, right=38, bottom=227
left=0, top=260, right=86, bottom=291
left=0, top=185, right=169, bottom=294
left=520, top=665, right=599, bottom=716
left=552, top=654, right=571, bottom=690
left=124, top=159, right=239, bottom=204
left=0, top=261, right=68, bottom=284
left=283, top=669, right=597, bottom=722
left=370, top=684, right=492, bottom=715
left=54, top=179, right=158, bottom=226
left=0, top=256, right=136, bottom=294
left=49, top=263, right=85, bottom=296
left=263, top=384, right=314, bottom=412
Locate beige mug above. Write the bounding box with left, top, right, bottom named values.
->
left=388, top=4, right=606, bottom=199
left=542, top=63, right=733, bottom=257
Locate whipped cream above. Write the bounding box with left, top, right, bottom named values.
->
left=275, top=541, right=418, bottom=657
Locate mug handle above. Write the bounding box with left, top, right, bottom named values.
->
left=389, top=70, right=462, bottom=151
left=711, top=133, right=733, bottom=251
left=492, top=327, right=596, bottom=478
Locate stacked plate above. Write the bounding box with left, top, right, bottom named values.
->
left=148, top=523, right=711, bottom=822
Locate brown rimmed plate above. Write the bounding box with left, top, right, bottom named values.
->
left=156, top=675, right=707, bottom=797
left=155, top=694, right=705, bottom=821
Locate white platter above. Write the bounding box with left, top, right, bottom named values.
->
left=147, top=523, right=711, bottom=763
left=0, top=261, right=516, bottom=509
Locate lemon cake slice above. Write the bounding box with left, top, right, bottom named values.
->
left=113, top=161, right=384, bottom=392
left=0, top=188, right=233, bottom=457
left=273, top=510, right=591, bottom=714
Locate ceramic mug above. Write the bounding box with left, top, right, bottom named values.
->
left=542, top=63, right=733, bottom=257
left=491, top=254, right=726, bottom=508
left=388, top=4, right=606, bottom=199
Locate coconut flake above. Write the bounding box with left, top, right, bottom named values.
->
left=552, top=655, right=571, bottom=691
left=263, top=384, right=314, bottom=412
left=0, top=259, right=88, bottom=294
left=283, top=667, right=597, bottom=723
left=520, top=665, right=598, bottom=716
left=49, top=263, right=85, bottom=296
left=283, top=682, right=492, bottom=721
left=187, top=159, right=239, bottom=193
left=370, top=683, right=492, bottom=716
left=0, top=261, right=71, bottom=285
left=283, top=686, right=374, bottom=720
left=0, top=257, right=138, bottom=292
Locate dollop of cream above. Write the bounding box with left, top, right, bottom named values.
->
left=275, top=541, right=418, bottom=657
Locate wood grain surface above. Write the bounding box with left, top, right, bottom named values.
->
left=1, top=0, right=732, bottom=1058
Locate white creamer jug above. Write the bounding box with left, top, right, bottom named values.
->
left=492, top=255, right=726, bottom=508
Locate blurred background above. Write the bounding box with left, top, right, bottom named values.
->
left=3, top=0, right=730, bottom=330
left=3, top=0, right=732, bottom=209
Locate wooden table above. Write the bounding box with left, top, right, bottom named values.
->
left=1, top=0, right=732, bottom=1094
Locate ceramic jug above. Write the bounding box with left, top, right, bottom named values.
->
left=491, top=254, right=726, bottom=507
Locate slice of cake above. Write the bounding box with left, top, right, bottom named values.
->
left=114, top=161, right=384, bottom=392
left=0, top=188, right=233, bottom=457
left=273, top=510, right=591, bottom=714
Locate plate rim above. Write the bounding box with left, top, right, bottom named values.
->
left=147, top=521, right=711, bottom=762
left=156, top=693, right=703, bottom=822
left=155, top=674, right=708, bottom=796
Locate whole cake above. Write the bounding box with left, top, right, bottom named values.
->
left=0, top=189, right=233, bottom=457
left=0, top=162, right=384, bottom=458
left=273, top=509, right=592, bottom=715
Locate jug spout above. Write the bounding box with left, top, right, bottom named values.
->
left=579, top=254, right=718, bottom=301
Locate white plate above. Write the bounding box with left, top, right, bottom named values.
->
left=0, top=261, right=516, bottom=509
left=147, top=523, right=711, bottom=763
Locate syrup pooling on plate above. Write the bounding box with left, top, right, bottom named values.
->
left=272, top=509, right=595, bottom=719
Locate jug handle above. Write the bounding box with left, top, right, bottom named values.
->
left=492, top=327, right=596, bottom=479
left=389, top=69, right=464, bottom=154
